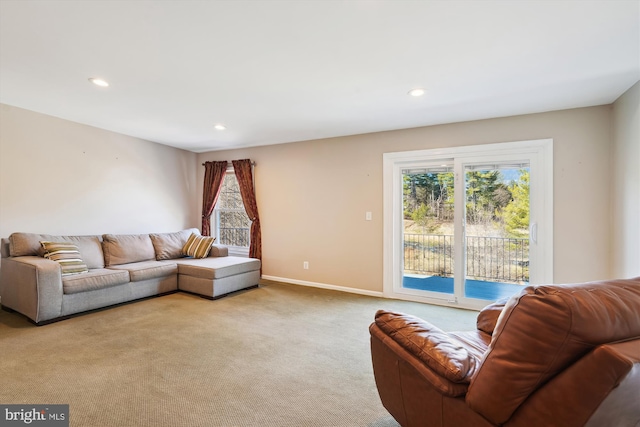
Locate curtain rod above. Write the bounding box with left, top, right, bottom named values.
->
left=201, top=161, right=256, bottom=166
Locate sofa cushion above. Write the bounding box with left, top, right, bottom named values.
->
left=208, top=245, right=229, bottom=257
left=181, top=233, right=215, bottom=259
left=375, top=310, right=479, bottom=383
left=448, top=331, right=492, bottom=357
left=176, top=256, right=260, bottom=279
left=62, top=268, right=130, bottom=294
left=107, top=260, right=178, bottom=282
left=9, top=233, right=105, bottom=269
left=40, top=241, right=90, bottom=276
left=149, top=229, right=199, bottom=260
left=102, top=234, right=156, bottom=266
left=476, top=297, right=509, bottom=335
left=466, top=277, right=640, bottom=425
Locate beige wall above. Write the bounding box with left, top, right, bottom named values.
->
left=0, top=104, right=200, bottom=238
left=611, top=81, right=640, bottom=278
left=2, top=98, right=627, bottom=294
left=198, top=105, right=613, bottom=293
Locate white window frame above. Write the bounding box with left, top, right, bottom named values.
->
left=213, top=167, right=250, bottom=257
left=383, top=139, right=553, bottom=309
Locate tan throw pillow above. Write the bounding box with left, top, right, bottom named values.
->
left=181, top=234, right=215, bottom=259
left=40, top=241, right=90, bottom=276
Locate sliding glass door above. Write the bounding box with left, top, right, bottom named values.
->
left=402, top=162, right=458, bottom=302
left=384, top=140, right=553, bottom=309
left=462, top=164, right=530, bottom=301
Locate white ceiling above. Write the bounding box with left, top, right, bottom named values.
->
left=1, top=1, right=638, bottom=153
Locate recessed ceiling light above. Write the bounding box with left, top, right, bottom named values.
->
left=214, top=124, right=226, bottom=131
left=408, top=88, right=425, bottom=97
left=89, top=78, right=109, bottom=87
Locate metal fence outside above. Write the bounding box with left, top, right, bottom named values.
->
left=404, top=234, right=529, bottom=283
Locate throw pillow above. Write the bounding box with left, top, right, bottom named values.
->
left=181, top=234, right=215, bottom=259
left=149, top=229, right=197, bottom=260
left=40, top=241, right=90, bottom=276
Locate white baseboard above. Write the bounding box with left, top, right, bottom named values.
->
left=261, top=275, right=384, bottom=298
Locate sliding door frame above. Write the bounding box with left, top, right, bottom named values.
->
left=383, top=139, right=553, bottom=309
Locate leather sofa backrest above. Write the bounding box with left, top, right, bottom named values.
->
left=466, top=277, right=640, bottom=425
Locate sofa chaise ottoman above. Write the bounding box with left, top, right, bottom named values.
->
left=0, top=228, right=261, bottom=325
left=176, top=257, right=261, bottom=299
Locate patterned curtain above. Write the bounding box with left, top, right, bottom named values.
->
left=201, top=161, right=228, bottom=236
left=232, top=159, right=261, bottom=261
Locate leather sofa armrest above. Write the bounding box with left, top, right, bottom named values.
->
left=0, top=256, right=63, bottom=323
left=507, top=339, right=640, bottom=427
left=374, top=310, right=479, bottom=383
left=208, top=245, right=228, bottom=257
left=370, top=323, right=470, bottom=398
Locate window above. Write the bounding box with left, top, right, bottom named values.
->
left=213, top=170, right=251, bottom=256
left=383, top=139, right=553, bottom=309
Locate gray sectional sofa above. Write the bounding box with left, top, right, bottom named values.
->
left=0, top=228, right=261, bottom=325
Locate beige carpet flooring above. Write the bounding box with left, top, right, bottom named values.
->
left=0, top=280, right=478, bottom=427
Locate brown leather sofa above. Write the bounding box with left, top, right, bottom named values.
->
left=369, top=277, right=640, bottom=427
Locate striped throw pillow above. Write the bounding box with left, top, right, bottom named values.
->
left=181, top=234, right=215, bottom=259
left=40, top=241, right=90, bottom=276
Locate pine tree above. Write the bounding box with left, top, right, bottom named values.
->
left=502, top=170, right=530, bottom=237
left=411, top=203, right=440, bottom=233
left=465, top=170, right=501, bottom=224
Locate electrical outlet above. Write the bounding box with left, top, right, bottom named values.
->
left=303, top=261, right=309, bottom=270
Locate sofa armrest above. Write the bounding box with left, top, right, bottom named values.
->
left=0, top=256, right=63, bottom=323
left=208, top=245, right=228, bottom=257
left=374, top=310, right=479, bottom=383
left=370, top=322, right=470, bottom=397
left=507, top=339, right=640, bottom=427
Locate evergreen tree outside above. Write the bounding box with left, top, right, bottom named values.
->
left=403, top=167, right=530, bottom=284
left=411, top=203, right=440, bottom=233
left=502, top=170, right=530, bottom=238
left=404, top=168, right=528, bottom=234
left=465, top=170, right=512, bottom=225
left=403, top=172, right=454, bottom=222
